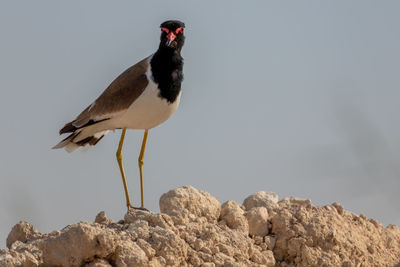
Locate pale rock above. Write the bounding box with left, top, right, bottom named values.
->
left=223, top=262, right=246, bottom=267
left=126, top=219, right=151, bottom=240
left=159, top=186, right=221, bottom=224
left=250, top=249, right=275, bottom=266
left=38, top=222, right=117, bottom=266
left=218, top=243, right=234, bottom=257
left=188, top=253, right=202, bottom=266
left=246, top=207, right=269, bottom=236
left=387, top=224, right=399, bottom=232
left=253, top=235, right=263, bottom=245
left=85, top=259, right=112, bottom=267
left=150, top=226, right=188, bottom=265
left=0, top=251, right=31, bottom=267
left=200, top=246, right=212, bottom=254
left=193, top=238, right=204, bottom=251
left=0, top=248, right=40, bottom=267
left=6, top=221, right=41, bottom=249
left=198, top=251, right=213, bottom=262
left=114, top=240, right=148, bottom=266
left=210, top=246, right=219, bottom=254
left=279, top=197, right=312, bottom=209
left=94, top=211, right=113, bottom=225
left=1, top=186, right=400, bottom=267
left=148, top=256, right=166, bottom=267
left=137, top=238, right=156, bottom=258
left=243, top=191, right=279, bottom=212
left=219, top=200, right=249, bottom=234
left=212, top=252, right=231, bottom=265
left=124, top=209, right=174, bottom=230
left=262, top=250, right=276, bottom=266
left=148, top=257, right=167, bottom=267
left=264, top=236, right=276, bottom=250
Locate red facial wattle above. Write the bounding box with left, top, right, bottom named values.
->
left=161, top=26, right=184, bottom=35
left=175, top=27, right=184, bottom=34
left=161, top=27, right=169, bottom=34
left=161, top=26, right=184, bottom=47
left=166, top=31, right=176, bottom=46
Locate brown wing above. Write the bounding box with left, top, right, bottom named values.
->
left=60, top=56, right=150, bottom=134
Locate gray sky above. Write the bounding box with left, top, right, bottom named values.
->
left=1, top=1, right=400, bottom=247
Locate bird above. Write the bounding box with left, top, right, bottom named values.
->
left=53, top=20, right=185, bottom=210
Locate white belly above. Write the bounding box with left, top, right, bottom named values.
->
left=115, top=78, right=181, bottom=130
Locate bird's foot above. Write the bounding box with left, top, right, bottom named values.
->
left=127, top=204, right=149, bottom=212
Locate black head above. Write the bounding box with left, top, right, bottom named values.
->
left=159, top=20, right=185, bottom=51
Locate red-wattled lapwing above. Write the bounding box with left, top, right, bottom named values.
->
left=53, top=20, right=186, bottom=210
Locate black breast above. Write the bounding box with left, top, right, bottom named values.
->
left=150, top=49, right=184, bottom=103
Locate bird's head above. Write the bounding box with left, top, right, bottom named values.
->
left=159, top=20, right=185, bottom=51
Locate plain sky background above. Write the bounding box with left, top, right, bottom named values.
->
left=1, top=1, right=400, bottom=248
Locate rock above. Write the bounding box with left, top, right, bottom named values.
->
left=1, top=186, right=400, bottom=266
left=0, top=248, right=40, bottom=267
left=331, top=202, right=344, bottom=215
left=279, top=197, right=312, bottom=209
left=38, top=222, right=118, bottom=266
left=85, top=259, right=112, bottom=267
left=113, top=240, right=148, bottom=266
left=264, top=236, right=276, bottom=250
left=242, top=191, right=279, bottom=212
left=124, top=209, right=174, bottom=230
left=6, top=221, right=41, bottom=249
left=94, top=211, right=113, bottom=225
left=159, top=186, right=221, bottom=224
left=246, top=207, right=269, bottom=236
left=219, top=200, right=249, bottom=234
left=250, top=249, right=275, bottom=266
left=148, top=226, right=188, bottom=264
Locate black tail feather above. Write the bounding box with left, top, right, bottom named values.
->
left=59, top=118, right=110, bottom=135
left=59, top=121, right=77, bottom=134
left=75, top=135, right=105, bottom=146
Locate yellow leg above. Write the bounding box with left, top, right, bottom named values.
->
left=138, top=130, right=149, bottom=208
left=116, top=128, right=133, bottom=209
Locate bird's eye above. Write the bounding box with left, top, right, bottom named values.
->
left=161, top=27, right=169, bottom=34
left=175, top=27, right=184, bottom=34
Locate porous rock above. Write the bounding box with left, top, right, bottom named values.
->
left=245, top=207, right=269, bottom=236
left=219, top=200, right=249, bottom=234
left=95, top=211, right=113, bottom=225
left=243, top=191, right=279, bottom=213
left=159, top=185, right=221, bottom=224
left=85, top=259, right=112, bottom=267
left=6, top=221, right=41, bottom=249
left=1, top=186, right=400, bottom=266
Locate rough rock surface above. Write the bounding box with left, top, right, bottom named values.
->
left=1, top=186, right=400, bottom=267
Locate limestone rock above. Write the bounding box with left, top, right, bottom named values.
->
left=113, top=240, right=148, bottom=266
left=38, top=222, right=118, bottom=266
left=159, top=186, right=221, bottom=224
left=85, top=259, right=112, bottom=267
left=94, top=211, right=113, bottom=225
left=6, top=221, right=42, bottom=249
left=243, top=191, right=279, bottom=213
left=245, top=207, right=269, bottom=236
left=219, top=200, right=249, bottom=234
left=1, top=186, right=400, bottom=266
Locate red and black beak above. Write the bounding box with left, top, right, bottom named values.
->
left=166, top=31, right=176, bottom=47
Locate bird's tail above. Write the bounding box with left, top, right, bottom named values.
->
left=53, top=121, right=109, bottom=153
